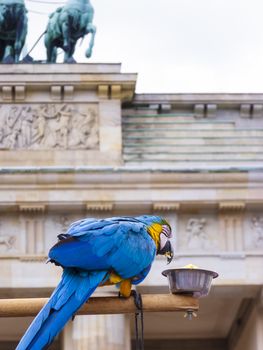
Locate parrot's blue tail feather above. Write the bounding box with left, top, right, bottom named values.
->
left=16, top=269, right=107, bottom=350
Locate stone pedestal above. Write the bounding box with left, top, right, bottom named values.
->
left=62, top=315, right=131, bottom=350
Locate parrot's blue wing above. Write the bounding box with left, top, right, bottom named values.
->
left=131, top=265, right=152, bottom=285
left=49, top=217, right=156, bottom=279
left=16, top=269, right=107, bottom=350
left=17, top=216, right=159, bottom=350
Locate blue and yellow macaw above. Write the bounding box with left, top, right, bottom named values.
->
left=16, top=215, right=173, bottom=350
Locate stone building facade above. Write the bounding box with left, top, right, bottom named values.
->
left=0, top=64, right=262, bottom=350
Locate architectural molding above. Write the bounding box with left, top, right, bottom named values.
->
left=86, top=202, right=114, bottom=212
left=219, top=201, right=246, bottom=213
left=15, top=86, right=25, bottom=101
left=2, top=86, right=12, bottom=101
left=207, top=103, right=217, bottom=118
left=19, top=256, right=46, bottom=262
left=133, top=93, right=263, bottom=106
left=0, top=64, right=137, bottom=103
left=194, top=104, right=205, bottom=118
left=240, top=104, right=251, bottom=118
left=152, top=202, right=180, bottom=212
left=63, top=85, right=74, bottom=100
left=50, top=86, right=62, bottom=101
left=18, top=204, right=46, bottom=213
left=241, top=103, right=263, bottom=118
left=98, top=85, right=109, bottom=99
left=111, top=84, right=122, bottom=99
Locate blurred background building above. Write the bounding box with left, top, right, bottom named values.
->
left=0, top=64, right=262, bottom=350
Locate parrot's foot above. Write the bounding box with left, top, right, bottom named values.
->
left=131, top=290, right=143, bottom=311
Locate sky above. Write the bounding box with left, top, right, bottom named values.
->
left=24, top=0, right=263, bottom=93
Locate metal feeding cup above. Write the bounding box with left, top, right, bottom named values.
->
left=162, top=265, right=218, bottom=298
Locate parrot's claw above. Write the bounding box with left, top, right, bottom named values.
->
left=72, top=314, right=76, bottom=321
left=131, top=290, right=143, bottom=311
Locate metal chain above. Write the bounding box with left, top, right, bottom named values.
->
left=134, top=294, right=144, bottom=350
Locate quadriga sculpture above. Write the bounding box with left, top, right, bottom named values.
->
left=0, top=0, right=28, bottom=63
left=44, top=0, right=96, bottom=63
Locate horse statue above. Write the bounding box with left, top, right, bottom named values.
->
left=0, top=0, right=28, bottom=63
left=44, top=0, right=96, bottom=63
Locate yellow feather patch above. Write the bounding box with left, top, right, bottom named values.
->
left=147, top=223, right=163, bottom=248
left=100, top=272, right=123, bottom=287
left=100, top=273, right=132, bottom=297
left=109, top=272, right=123, bottom=284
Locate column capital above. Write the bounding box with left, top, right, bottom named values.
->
left=86, top=202, right=114, bottom=212
left=152, top=202, right=180, bottom=212
left=218, top=201, right=246, bottom=213
left=18, top=204, right=46, bottom=213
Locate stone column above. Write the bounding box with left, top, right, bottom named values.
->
left=218, top=202, right=246, bottom=252
left=62, top=314, right=131, bottom=350
left=19, top=204, right=46, bottom=255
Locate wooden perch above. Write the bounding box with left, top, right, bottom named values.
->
left=0, top=294, right=199, bottom=317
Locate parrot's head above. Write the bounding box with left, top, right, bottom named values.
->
left=136, top=215, right=174, bottom=264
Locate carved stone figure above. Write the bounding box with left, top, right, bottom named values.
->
left=0, top=0, right=28, bottom=63
left=0, top=222, right=16, bottom=251
left=251, top=217, right=263, bottom=248
left=0, top=104, right=99, bottom=150
left=32, top=107, right=46, bottom=144
left=68, top=107, right=98, bottom=148
left=19, top=106, right=33, bottom=147
left=186, top=218, right=209, bottom=249
left=44, top=0, right=96, bottom=63
left=0, top=234, right=15, bottom=250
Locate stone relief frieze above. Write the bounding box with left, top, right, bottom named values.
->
left=186, top=218, right=209, bottom=249
left=0, top=234, right=16, bottom=251
left=243, top=215, right=263, bottom=250
left=178, top=216, right=219, bottom=251
left=0, top=213, right=83, bottom=256
left=250, top=217, right=263, bottom=248
left=0, top=104, right=99, bottom=150
left=0, top=219, right=18, bottom=254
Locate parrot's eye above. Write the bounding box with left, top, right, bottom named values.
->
left=161, top=224, right=172, bottom=238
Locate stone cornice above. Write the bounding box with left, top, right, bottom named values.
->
left=0, top=64, right=137, bottom=102
left=0, top=168, right=262, bottom=210
left=0, top=167, right=263, bottom=187
left=0, top=165, right=263, bottom=174
left=133, top=93, right=263, bottom=105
